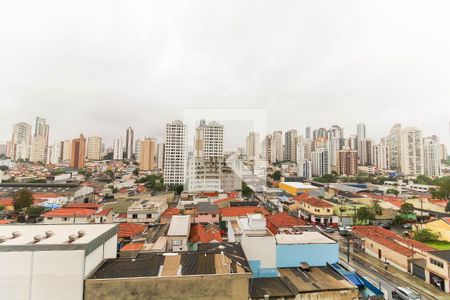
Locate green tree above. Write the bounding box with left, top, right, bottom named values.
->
left=133, top=168, right=139, bottom=176
left=0, top=165, right=9, bottom=171
left=13, top=189, right=33, bottom=211
left=386, top=188, right=399, bottom=197
left=372, top=201, right=383, bottom=215
left=415, top=175, right=434, bottom=185
left=314, top=173, right=338, bottom=183
left=168, top=185, right=184, bottom=195
left=272, top=171, right=282, bottom=181
left=414, top=229, right=440, bottom=243
left=0, top=205, right=5, bottom=211
left=137, top=174, right=165, bottom=191
left=431, top=177, right=450, bottom=200
left=242, top=182, right=254, bottom=197
left=356, top=206, right=375, bottom=223
left=399, top=203, right=415, bottom=215
left=25, top=206, right=45, bottom=216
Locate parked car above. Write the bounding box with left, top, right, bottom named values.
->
left=402, top=223, right=412, bottom=229
left=392, top=287, right=420, bottom=300
left=339, top=229, right=351, bottom=237
left=324, top=227, right=336, bottom=233
left=344, top=225, right=353, bottom=232
left=380, top=223, right=391, bottom=229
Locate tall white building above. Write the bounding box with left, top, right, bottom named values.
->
left=30, top=136, right=47, bottom=163
left=387, top=124, right=402, bottom=170
left=357, top=123, right=366, bottom=140
left=164, top=120, right=187, bottom=186
left=271, top=131, right=283, bottom=163
left=48, top=142, right=61, bottom=165
left=439, top=144, right=448, bottom=161
left=134, top=138, right=142, bottom=162
left=246, top=132, right=260, bottom=160
left=11, top=122, right=32, bottom=161
left=311, top=148, right=330, bottom=177
left=400, top=127, right=423, bottom=176
left=125, top=127, right=134, bottom=160
left=348, top=135, right=357, bottom=150
left=112, top=138, right=124, bottom=160
left=371, top=141, right=388, bottom=170
left=358, top=138, right=373, bottom=166
left=185, top=156, right=222, bottom=192
left=35, top=117, right=49, bottom=144
left=194, top=120, right=223, bottom=159
left=328, top=136, right=344, bottom=171
left=423, top=136, right=441, bottom=177
left=298, top=159, right=313, bottom=179
left=86, top=136, right=102, bottom=161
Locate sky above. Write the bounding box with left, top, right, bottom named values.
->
left=1, top=0, right=450, bottom=150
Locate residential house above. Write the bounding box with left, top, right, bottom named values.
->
left=126, top=198, right=168, bottom=224
left=167, top=215, right=191, bottom=251
left=425, top=250, right=450, bottom=293
left=295, top=195, right=337, bottom=226
left=265, top=212, right=308, bottom=234
left=419, top=218, right=450, bottom=242
left=195, top=202, right=219, bottom=224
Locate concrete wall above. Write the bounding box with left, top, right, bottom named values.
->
left=296, top=289, right=359, bottom=300
left=276, top=243, right=339, bottom=268
left=84, top=274, right=251, bottom=300
left=241, top=234, right=276, bottom=269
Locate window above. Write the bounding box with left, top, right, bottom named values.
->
left=132, top=214, right=138, bottom=219
left=172, top=240, right=182, bottom=246
left=430, top=258, right=444, bottom=268
left=212, top=214, right=216, bottom=218
left=146, top=214, right=152, bottom=219
left=63, top=217, right=68, bottom=221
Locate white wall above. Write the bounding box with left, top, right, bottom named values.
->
left=0, top=252, right=32, bottom=300
left=241, top=234, right=276, bottom=268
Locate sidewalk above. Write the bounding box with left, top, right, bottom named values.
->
left=350, top=248, right=449, bottom=300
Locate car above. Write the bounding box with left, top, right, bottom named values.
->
left=402, top=223, right=412, bottom=229
left=392, top=287, right=420, bottom=300
left=324, top=227, right=336, bottom=233
left=344, top=225, right=353, bottom=232
left=380, top=223, right=391, bottom=229
left=339, top=229, right=351, bottom=237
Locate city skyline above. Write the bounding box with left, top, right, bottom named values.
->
left=1, top=1, right=450, bottom=148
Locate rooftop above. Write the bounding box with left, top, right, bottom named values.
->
left=197, top=202, right=219, bottom=214
left=118, top=223, right=147, bottom=239
left=275, top=232, right=337, bottom=245
left=91, top=246, right=250, bottom=279
left=279, top=266, right=356, bottom=292
left=167, top=215, right=191, bottom=236
left=250, top=277, right=298, bottom=298
left=0, top=224, right=117, bottom=250
left=43, top=208, right=97, bottom=217
left=219, top=206, right=269, bottom=217
left=280, top=182, right=319, bottom=189
left=428, top=250, right=450, bottom=262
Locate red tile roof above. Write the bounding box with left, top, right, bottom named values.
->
left=0, top=197, right=13, bottom=206
left=65, top=203, right=101, bottom=209
left=161, top=208, right=181, bottom=217
left=266, top=213, right=306, bottom=234
left=118, top=223, right=146, bottom=238
left=353, top=226, right=436, bottom=256
left=189, top=224, right=222, bottom=243
left=295, top=196, right=334, bottom=208
left=120, top=242, right=144, bottom=251
left=95, top=208, right=113, bottom=216
left=0, top=220, right=14, bottom=224
left=43, top=208, right=97, bottom=217
left=219, top=206, right=269, bottom=217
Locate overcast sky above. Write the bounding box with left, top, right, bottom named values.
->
left=1, top=0, right=449, bottom=150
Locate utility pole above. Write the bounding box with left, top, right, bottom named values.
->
left=347, top=235, right=350, bottom=263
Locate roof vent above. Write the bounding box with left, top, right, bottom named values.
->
left=68, top=234, right=77, bottom=243
left=45, top=231, right=54, bottom=238
left=34, top=235, right=43, bottom=243
left=12, top=231, right=21, bottom=238
left=78, top=230, right=86, bottom=237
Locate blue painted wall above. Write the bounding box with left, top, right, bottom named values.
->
left=248, top=260, right=279, bottom=278
left=276, top=243, right=339, bottom=268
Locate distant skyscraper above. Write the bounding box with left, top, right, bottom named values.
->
left=400, top=127, right=423, bottom=176
left=358, top=138, right=373, bottom=166
left=60, top=140, right=72, bottom=161
left=30, top=117, right=50, bottom=163
left=298, top=159, right=313, bottom=179
left=348, top=135, right=357, bottom=150
left=440, top=144, right=448, bottom=161
left=139, top=138, right=157, bottom=171
left=264, top=135, right=272, bottom=163
left=311, top=148, right=330, bottom=177
left=113, top=138, right=124, bottom=160
left=135, top=138, right=142, bottom=162
left=271, top=131, right=283, bottom=162
left=164, top=120, right=187, bottom=186
left=70, top=134, right=86, bottom=169
left=423, top=136, right=441, bottom=177
left=387, top=124, right=402, bottom=170
left=48, top=143, right=61, bottom=165
left=156, top=143, right=165, bottom=170
left=86, top=136, right=102, bottom=160
left=246, top=132, right=260, bottom=160
left=284, top=129, right=298, bottom=162
left=336, top=149, right=358, bottom=176
left=357, top=123, right=366, bottom=140
left=125, top=127, right=134, bottom=160
left=371, top=141, right=388, bottom=170
left=0, top=144, right=6, bottom=157
left=305, top=126, right=311, bottom=140
left=194, top=120, right=223, bottom=159
left=35, top=117, right=49, bottom=144
left=11, top=122, right=32, bottom=161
